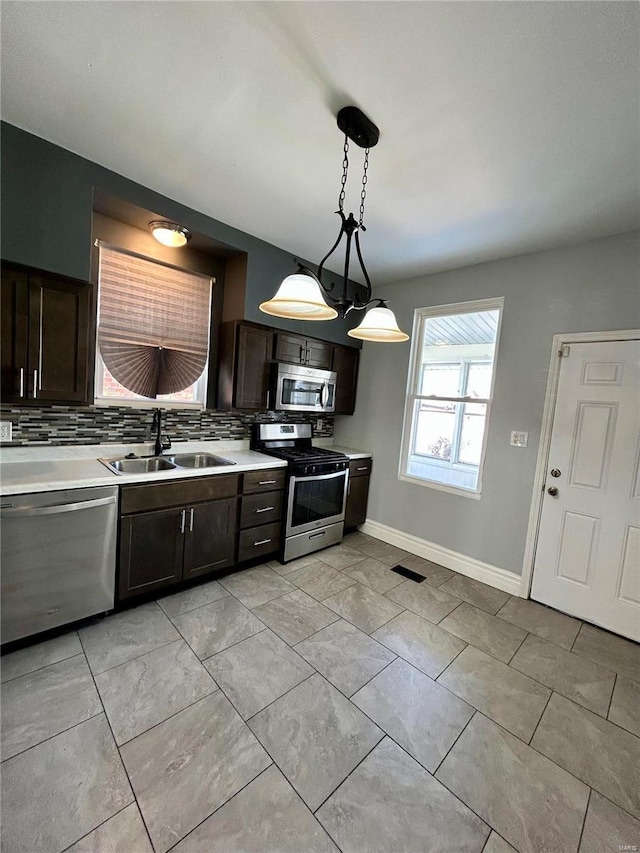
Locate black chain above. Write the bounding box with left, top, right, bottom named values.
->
left=359, top=147, right=369, bottom=227
left=338, top=135, right=349, bottom=213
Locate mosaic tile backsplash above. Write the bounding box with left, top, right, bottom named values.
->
left=0, top=406, right=334, bottom=446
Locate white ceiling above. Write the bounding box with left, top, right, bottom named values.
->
left=2, top=1, right=639, bottom=285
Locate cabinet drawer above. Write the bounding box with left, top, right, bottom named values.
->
left=349, top=458, right=372, bottom=478
left=240, top=491, right=283, bottom=530
left=238, top=522, right=281, bottom=562
left=242, top=468, right=286, bottom=494
left=121, top=474, right=239, bottom=514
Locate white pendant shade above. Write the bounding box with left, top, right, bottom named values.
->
left=259, top=273, right=338, bottom=320
left=348, top=305, right=409, bottom=342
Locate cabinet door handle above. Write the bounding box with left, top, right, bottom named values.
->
left=19, top=368, right=25, bottom=398
left=32, top=369, right=39, bottom=399
left=266, top=390, right=270, bottom=410
left=356, top=466, right=368, bottom=471
left=348, top=482, right=351, bottom=496
left=256, top=506, right=274, bottom=513
left=253, top=538, right=272, bottom=546
left=179, top=509, right=186, bottom=534
left=189, top=508, right=194, bottom=532
left=259, top=480, right=277, bottom=485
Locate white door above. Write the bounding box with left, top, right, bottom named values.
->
left=531, top=340, right=640, bottom=641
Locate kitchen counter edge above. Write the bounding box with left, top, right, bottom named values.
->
left=0, top=451, right=287, bottom=497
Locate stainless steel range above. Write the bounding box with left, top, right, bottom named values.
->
left=251, top=422, right=349, bottom=562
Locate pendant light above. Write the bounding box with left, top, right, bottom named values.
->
left=258, top=268, right=337, bottom=320
left=348, top=300, right=409, bottom=342
left=259, top=106, right=408, bottom=343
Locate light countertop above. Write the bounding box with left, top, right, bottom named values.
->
left=0, top=441, right=285, bottom=496
left=0, top=439, right=372, bottom=495
left=330, top=445, right=373, bottom=460
left=316, top=440, right=372, bottom=460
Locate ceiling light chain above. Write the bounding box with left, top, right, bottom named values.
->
left=359, top=147, right=369, bottom=228
left=259, top=105, right=409, bottom=343
left=338, top=134, right=350, bottom=214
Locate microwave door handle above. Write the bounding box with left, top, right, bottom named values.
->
left=320, top=382, right=327, bottom=409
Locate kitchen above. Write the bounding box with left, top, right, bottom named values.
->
left=1, top=4, right=640, bottom=853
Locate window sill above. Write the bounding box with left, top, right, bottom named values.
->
left=398, top=472, right=482, bottom=499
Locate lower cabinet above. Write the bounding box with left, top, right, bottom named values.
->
left=119, top=508, right=185, bottom=599
left=118, top=475, right=239, bottom=601
left=237, top=468, right=286, bottom=562
left=117, top=468, right=287, bottom=601
left=344, top=458, right=372, bottom=529
left=183, top=498, right=238, bottom=580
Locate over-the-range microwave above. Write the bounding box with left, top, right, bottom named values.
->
left=271, top=363, right=337, bottom=413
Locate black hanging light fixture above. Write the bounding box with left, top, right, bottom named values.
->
left=260, top=106, right=409, bottom=342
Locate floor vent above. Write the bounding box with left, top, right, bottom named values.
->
left=391, top=565, right=426, bottom=583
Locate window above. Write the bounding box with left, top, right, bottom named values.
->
left=399, top=298, right=503, bottom=496
left=95, top=244, right=213, bottom=407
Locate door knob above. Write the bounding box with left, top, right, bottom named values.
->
left=547, top=487, right=559, bottom=497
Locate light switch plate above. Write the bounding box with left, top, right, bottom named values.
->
left=0, top=421, right=13, bottom=442
left=510, top=430, right=528, bottom=448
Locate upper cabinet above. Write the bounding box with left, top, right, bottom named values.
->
left=217, top=321, right=360, bottom=414
left=274, top=332, right=332, bottom=370
left=217, top=321, right=273, bottom=411
left=332, top=344, right=360, bottom=415
left=1, top=262, right=91, bottom=405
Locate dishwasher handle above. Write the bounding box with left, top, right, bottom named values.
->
left=1, top=495, right=117, bottom=517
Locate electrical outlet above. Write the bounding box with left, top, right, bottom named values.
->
left=316, top=418, right=323, bottom=431
left=510, top=430, right=528, bottom=448
left=0, top=421, right=13, bottom=443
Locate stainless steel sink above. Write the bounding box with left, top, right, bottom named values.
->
left=103, top=457, right=177, bottom=474
left=167, top=453, right=235, bottom=468
left=98, top=452, right=235, bottom=475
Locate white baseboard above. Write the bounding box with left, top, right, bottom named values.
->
left=359, top=519, right=523, bottom=597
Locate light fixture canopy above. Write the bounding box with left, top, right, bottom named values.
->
left=260, top=106, right=408, bottom=343
left=149, top=220, right=191, bottom=248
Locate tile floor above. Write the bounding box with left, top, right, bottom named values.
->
left=1, top=532, right=639, bottom=853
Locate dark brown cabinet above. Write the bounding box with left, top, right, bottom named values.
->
left=237, top=468, right=286, bottom=562
left=345, top=458, right=372, bottom=529
left=1, top=262, right=91, bottom=405
left=217, top=320, right=360, bottom=413
left=183, top=498, right=238, bottom=579
left=119, top=507, right=185, bottom=599
left=118, top=475, right=239, bottom=600
left=332, top=345, right=360, bottom=415
left=274, top=333, right=332, bottom=369
left=218, top=321, right=273, bottom=410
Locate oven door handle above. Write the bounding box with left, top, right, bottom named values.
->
left=291, top=469, right=347, bottom=484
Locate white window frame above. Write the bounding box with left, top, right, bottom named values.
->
left=399, top=297, right=504, bottom=499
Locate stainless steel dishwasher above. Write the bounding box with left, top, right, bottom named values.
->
left=1, top=486, right=118, bottom=644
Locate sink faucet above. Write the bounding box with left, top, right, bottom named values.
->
left=151, top=408, right=172, bottom=456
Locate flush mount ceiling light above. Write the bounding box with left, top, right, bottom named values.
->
left=260, top=106, right=408, bottom=343
left=149, top=220, right=192, bottom=248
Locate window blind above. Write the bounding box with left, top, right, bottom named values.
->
left=97, top=244, right=212, bottom=398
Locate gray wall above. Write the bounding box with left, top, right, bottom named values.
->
left=334, top=230, right=640, bottom=576
left=1, top=121, right=362, bottom=347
